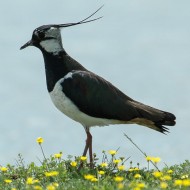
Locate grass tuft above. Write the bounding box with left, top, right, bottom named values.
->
left=0, top=135, right=189, bottom=190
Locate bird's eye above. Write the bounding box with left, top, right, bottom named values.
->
left=38, top=31, right=45, bottom=39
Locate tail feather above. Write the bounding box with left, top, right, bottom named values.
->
left=130, top=101, right=176, bottom=134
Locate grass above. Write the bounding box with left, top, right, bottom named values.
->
left=0, top=135, right=190, bottom=190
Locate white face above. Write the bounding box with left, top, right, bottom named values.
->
left=37, top=27, right=63, bottom=55
left=40, top=39, right=63, bottom=55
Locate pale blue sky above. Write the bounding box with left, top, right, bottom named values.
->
left=0, top=0, right=190, bottom=167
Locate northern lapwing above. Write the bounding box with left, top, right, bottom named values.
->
left=20, top=7, right=176, bottom=166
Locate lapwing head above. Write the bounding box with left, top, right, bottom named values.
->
left=20, top=25, right=64, bottom=54
left=20, top=6, right=103, bottom=55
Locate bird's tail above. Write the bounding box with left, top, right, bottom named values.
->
left=130, top=101, right=176, bottom=134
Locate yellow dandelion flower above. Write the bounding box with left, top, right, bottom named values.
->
left=134, top=174, right=141, bottom=179
left=152, top=157, right=161, bottom=163
left=118, top=165, right=125, bottom=171
left=174, top=179, right=183, bottom=186
left=153, top=171, right=162, bottom=178
left=181, top=174, right=188, bottom=179
left=108, top=150, right=117, bottom=155
left=114, top=176, right=124, bottom=182
left=84, top=174, right=93, bottom=180
left=1, top=167, right=8, bottom=172
left=4, top=179, right=12, bottom=183
left=113, top=159, right=121, bottom=164
left=34, top=186, right=43, bottom=190
left=26, top=177, right=39, bottom=185
left=134, top=167, right=140, bottom=171
left=133, top=188, right=141, bottom=190
left=128, top=168, right=134, bottom=172
left=85, top=175, right=94, bottom=180
left=11, top=188, right=17, bottom=190
left=52, top=183, right=59, bottom=187
left=91, top=177, right=98, bottom=182
left=118, top=183, right=124, bottom=189
left=182, top=179, right=190, bottom=187
left=167, top=169, right=173, bottom=174
left=26, top=177, right=34, bottom=185
left=100, top=162, right=108, bottom=167
left=54, top=152, right=62, bottom=159
left=98, top=170, right=105, bottom=175
left=36, top=137, right=44, bottom=144
left=80, top=156, right=87, bottom=161
left=160, top=182, right=168, bottom=189
left=84, top=174, right=96, bottom=181
left=133, top=187, right=141, bottom=190
left=137, top=182, right=146, bottom=188
left=161, top=175, right=171, bottom=181
left=129, top=167, right=139, bottom=172
left=146, top=156, right=152, bottom=161
left=70, top=161, right=77, bottom=167
left=45, top=171, right=59, bottom=177
left=46, top=184, right=55, bottom=190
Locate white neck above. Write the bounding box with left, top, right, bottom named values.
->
left=40, top=39, right=63, bottom=55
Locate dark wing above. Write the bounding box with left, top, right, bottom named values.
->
left=61, top=70, right=139, bottom=121
left=61, top=70, right=176, bottom=133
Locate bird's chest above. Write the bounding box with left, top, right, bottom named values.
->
left=49, top=79, right=80, bottom=121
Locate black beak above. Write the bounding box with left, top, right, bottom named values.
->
left=20, top=39, right=33, bottom=50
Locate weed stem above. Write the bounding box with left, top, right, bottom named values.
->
left=124, top=133, right=160, bottom=171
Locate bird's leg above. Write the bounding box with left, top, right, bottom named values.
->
left=82, top=127, right=91, bottom=156
left=83, top=129, right=93, bottom=168
left=78, top=127, right=91, bottom=170
left=82, top=134, right=90, bottom=157
left=79, top=127, right=93, bottom=170
left=87, top=131, right=93, bottom=168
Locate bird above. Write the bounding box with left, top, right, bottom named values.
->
left=20, top=7, right=176, bottom=166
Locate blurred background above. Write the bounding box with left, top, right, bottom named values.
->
left=0, top=0, right=190, bottom=167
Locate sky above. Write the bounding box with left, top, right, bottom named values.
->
left=0, top=0, right=190, bottom=167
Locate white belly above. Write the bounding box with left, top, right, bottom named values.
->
left=49, top=78, right=124, bottom=127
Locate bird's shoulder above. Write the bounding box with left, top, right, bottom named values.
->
left=60, top=70, right=125, bottom=96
